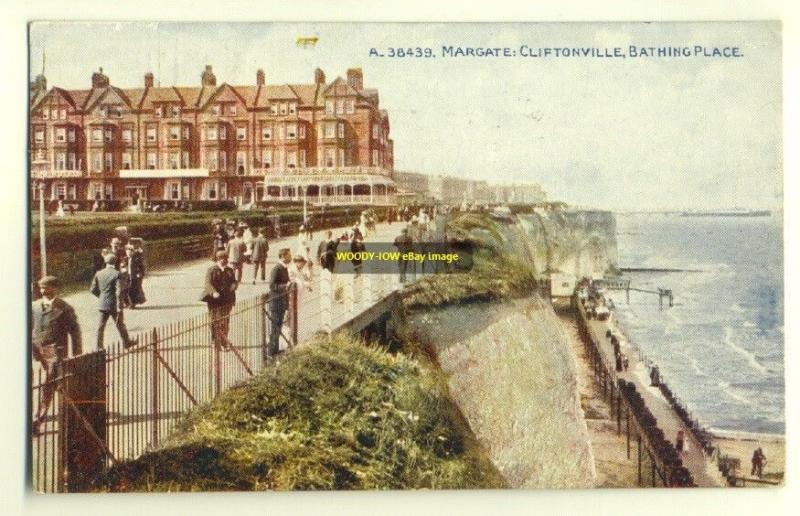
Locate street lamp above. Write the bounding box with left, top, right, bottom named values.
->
left=37, top=181, right=47, bottom=276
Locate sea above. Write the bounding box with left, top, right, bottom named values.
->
left=611, top=212, right=784, bottom=436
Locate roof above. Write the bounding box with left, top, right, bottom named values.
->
left=288, top=84, right=318, bottom=106
left=174, top=87, right=203, bottom=107
left=263, top=84, right=299, bottom=100
left=141, top=86, right=182, bottom=108
left=233, top=85, right=260, bottom=107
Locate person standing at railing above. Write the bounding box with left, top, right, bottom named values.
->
left=91, top=254, right=134, bottom=350
left=250, top=228, right=269, bottom=284
left=201, top=250, right=237, bottom=350
left=31, top=275, right=82, bottom=437
left=267, top=248, right=292, bottom=357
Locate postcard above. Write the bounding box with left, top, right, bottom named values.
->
left=27, top=21, right=783, bottom=493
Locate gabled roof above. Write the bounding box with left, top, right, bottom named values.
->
left=83, top=86, right=134, bottom=113
left=288, top=84, right=318, bottom=106
left=232, top=85, right=260, bottom=107
left=125, top=88, right=147, bottom=109
left=174, top=87, right=203, bottom=108
left=322, top=77, right=359, bottom=97
left=31, top=87, right=79, bottom=111
left=140, top=86, right=183, bottom=109
left=263, top=84, right=300, bottom=100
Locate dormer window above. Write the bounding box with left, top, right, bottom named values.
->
left=270, top=104, right=278, bottom=115
left=172, top=105, right=180, bottom=117
left=230, top=105, right=237, bottom=116
left=279, top=103, right=287, bottom=115
left=155, top=106, right=162, bottom=117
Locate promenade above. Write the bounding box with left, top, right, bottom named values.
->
left=61, top=221, right=405, bottom=351
left=583, top=309, right=726, bottom=487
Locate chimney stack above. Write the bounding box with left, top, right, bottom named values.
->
left=346, top=68, right=363, bottom=90
left=201, top=65, right=217, bottom=87
left=144, top=72, right=154, bottom=88
left=256, top=69, right=265, bottom=86
left=314, top=68, right=326, bottom=85
left=91, top=67, right=110, bottom=89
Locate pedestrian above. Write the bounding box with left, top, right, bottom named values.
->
left=241, top=222, right=254, bottom=263
left=318, top=230, right=339, bottom=273
left=676, top=430, right=685, bottom=453
left=351, top=233, right=366, bottom=275
left=622, top=353, right=629, bottom=371
left=649, top=365, right=661, bottom=387
left=267, top=248, right=292, bottom=358
left=117, top=252, right=131, bottom=309
left=200, top=250, right=237, bottom=350
left=305, top=217, right=314, bottom=240
left=226, top=227, right=247, bottom=283
left=212, top=219, right=228, bottom=257
left=751, top=447, right=766, bottom=478
left=127, top=244, right=147, bottom=308
left=31, top=275, right=82, bottom=436
left=394, top=228, right=413, bottom=283
left=91, top=254, right=134, bottom=349
left=110, top=237, right=125, bottom=270
left=250, top=227, right=269, bottom=284
left=289, top=254, right=312, bottom=293
left=296, top=228, right=314, bottom=275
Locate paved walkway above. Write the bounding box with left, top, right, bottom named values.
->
left=61, top=221, right=407, bottom=352
left=585, top=313, right=726, bottom=487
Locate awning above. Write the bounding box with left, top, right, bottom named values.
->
left=119, top=168, right=209, bottom=179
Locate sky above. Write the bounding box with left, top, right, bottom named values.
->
left=29, top=21, right=782, bottom=211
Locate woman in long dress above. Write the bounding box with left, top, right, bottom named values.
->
left=127, top=245, right=147, bottom=308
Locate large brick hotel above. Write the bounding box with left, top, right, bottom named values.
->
left=29, top=66, right=396, bottom=206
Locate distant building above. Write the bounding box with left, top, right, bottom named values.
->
left=394, top=171, right=546, bottom=205
left=29, top=66, right=396, bottom=206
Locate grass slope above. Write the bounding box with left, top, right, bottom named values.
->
left=98, top=334, right=505, bottom=491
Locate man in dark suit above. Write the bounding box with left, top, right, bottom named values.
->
left=201, top=250, right=237, bottom=350
left=393, top=228, right=414, bottom=283
left=31, top=275, right=82, bottom=436
left=91, top=254, right=133, bottom=349
left=250, top=228, right=269, bottom=284
left=267, top=248, right=292, bottom=359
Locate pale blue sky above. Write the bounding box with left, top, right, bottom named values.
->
left=29, top=21, right=782, bottom=210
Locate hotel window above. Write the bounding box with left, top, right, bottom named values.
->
left=169, top=183, right=180, bottom=200
left=68, top=128, right=76, bottom=143
left=67, top=153, right=76, bottom=170
left=325, top=100, right=334, bottom=115
left=262, top=149, right=272, bottom=168
left=287, top=124, right=297, bottom=139
left=280, top=103, right=288, bottom=115
left=54, top=183, right=66, bottom=199
left=219, top=151, right=227, bottom=171
left=170, top=152, right=179, bottom=169
left=92, top=129, right=103, bottom=143
left=219, top=126, right=227, bottom=140
left=324, top=122, right=335, bottom=139
left=299, top=149, right=306, bottom=167
left=147, top=152, right=157, bottom=169
left=324, top=149, right=334, bottom=167
left=230, top=105, right=237, bottom=116
left=59, top=109, right=67, bottom=120
left=155, top=106, right=162, bottom=118
left=206, top=151, right=218, bottom=170
left=34, top=129, right=44, bottom=143
left=146, top=127, right=157, bottom=142
left=68, top=184, right=77, bottom=200
left=122, top=153, right=132, bottom=169
left=237, top=127, right=247, bottom=140
left=262, top=126, right=272, bottom=140
left=270, top=104, right=278, bottom=115
left=212, top=104, right=221, bottom=116
left=299, top=125, right=306, bottom=139
left=338, top=149, right=345, bottom=166
left=92, top=153, right=102, bottom=172
left=289, top=103, right=297, bottom=115
left=372, top=149, right=379, bottom=165
left=206, top=126, right=217, bottom=141
left=105, top=129, right=113, bottom=143
left=336, top=100, right=344, bottom=115
left=236, top=151, right=246, bottom=174
left=122, top=129, right=132, bottom=142
left=172, top=105, right=180, bottom=117
left=337, top=122, right=344, bottom=139
left=56, top=128, right=66, bottom=142
left=207, top=180, right=218, bottom=200
left=104, top=152, right=113, bottom=171
left=54, top=153, right=66, bottom=170
left=90, top=183, right=102, bottom=200
left=183, top=126, right=190, bottom=140
left=346, top=99, right=355, bottom=114
left=182, top=151, right=190, bottom=168
left=170, top=126, right=180, bottom=140
left=42, top=110, right=49, bottom=120
left=104, top=183, right=113, bottom=200
left=287, top=150, right=297, bottom=169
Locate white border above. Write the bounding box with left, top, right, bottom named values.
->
left=1, top=2, right=797, bottom=515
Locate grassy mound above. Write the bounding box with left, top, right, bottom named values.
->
left=401, top=213, right=539, bottom=309
left=97, top=334, right=505, bottom=491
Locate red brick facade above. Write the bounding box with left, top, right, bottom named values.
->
left=29, top=66, right=394, bottom=204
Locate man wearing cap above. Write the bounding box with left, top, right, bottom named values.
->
left=201, top=250, right=237, bottom=350
left=91, top=254, right=134, bottom=349
left=31, top=275, right=82, bottom=435
left=266, top=248, right=292, bottom=359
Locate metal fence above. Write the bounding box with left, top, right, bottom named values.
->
left=31, top=267, right=407, bottom=492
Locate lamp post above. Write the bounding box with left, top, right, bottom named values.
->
left=38, top=181, right=47, bottom=276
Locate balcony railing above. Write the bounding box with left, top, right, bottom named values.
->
left=257, top=166, right=392, bottom=178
